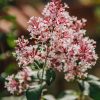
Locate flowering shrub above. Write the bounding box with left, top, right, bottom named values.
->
left=5, top=0, right=98, bottom=100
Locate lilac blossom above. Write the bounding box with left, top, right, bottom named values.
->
left=5, top=67, right=33, bottom=94
left=5, top=0, right=98, bottom=94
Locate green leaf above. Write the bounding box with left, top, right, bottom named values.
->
left=1, top=15, right=16, bottom=22
left=7, top=33, right=16, bottom=48
left=26, top=82, right=46, bottom=100
left=78, top=75, right=100, bottom=100
left=87, top=75, right=100, bottom=81
left=0, top=75, right=5, bottom=83
left=4, top=63, right=16, bottom=75
left=94, top=6, right=100, bottom=22
left=6, top=32, right=17, bottom=48
left=31, top=60, right=44, bottom=70
left=46, top=68, right=56, bottom=85
left=0, top=0, right=8, bottom=9
left=89, top=81, right=100, bottom=100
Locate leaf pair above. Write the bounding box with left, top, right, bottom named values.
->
left=26, top=68, right=56, bottom=100
left=78, top=75, right=100, bottom=100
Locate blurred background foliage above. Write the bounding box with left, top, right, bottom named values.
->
left=0, top=0, right=100, bottom=100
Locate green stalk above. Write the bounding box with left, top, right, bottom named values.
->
left=77, top=80, right=85, bottom=100
left=41, top=46, right=48, bottom=83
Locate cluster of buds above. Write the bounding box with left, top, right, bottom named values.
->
left=5, top=0, right=98, bottom=94
left=5, top=67, right=33, bottom=94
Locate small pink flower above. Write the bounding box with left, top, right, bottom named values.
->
left=5, top=67, right=34, bottom=94
left=5, top=75, right=18, bottom=94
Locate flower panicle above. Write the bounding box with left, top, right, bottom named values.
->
left=14, top=0, right=98, bottom=81
left=5, top=0, right=98, bottom=94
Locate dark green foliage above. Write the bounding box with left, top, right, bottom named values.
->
left=46, top=68, right=56, bottom=85
left=26, top=83, right=46, bottom=100
left=7, top=33, right=16, bottom=48
left=31, top=60, right=44, bottom=70
left=78, top=75, right=100, bottom=100
left=0, top=75, right=5, bottom=84
left=0, top=0, right=8, bottom=10
left=4, top=63, right=16, bottom=75
left=0, top=15, right=16, bottom=22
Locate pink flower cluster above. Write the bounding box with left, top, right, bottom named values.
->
left=5, top=67, right=33, bottom=94
left=8, top=0, right=98, bottom=87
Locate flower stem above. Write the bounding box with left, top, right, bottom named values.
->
left=41, top=59, right=46, bottom=82
left=79, top=92, right=85, bottom=100
left=77, top=80, right=85, bottom=100
left=41, top=46, right=48, bottom=83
